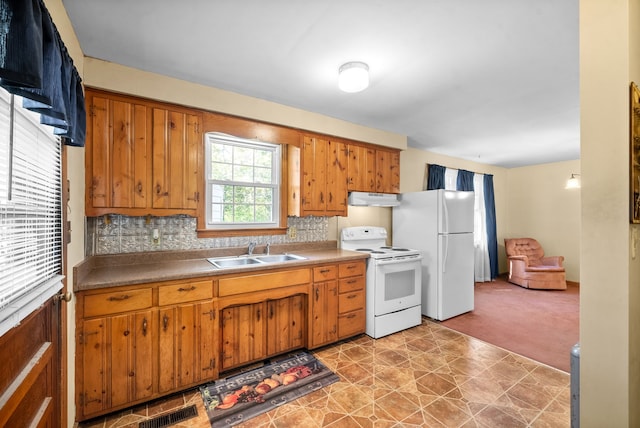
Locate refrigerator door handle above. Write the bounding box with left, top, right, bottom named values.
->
left=442, top=195, right=449, bottom=234
left=442, top=235, right=448, bottom=273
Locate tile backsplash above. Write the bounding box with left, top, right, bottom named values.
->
left=85, top=215, right=329, bottom=256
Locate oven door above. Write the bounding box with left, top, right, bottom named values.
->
left=373, top=255, right=422, bottom=315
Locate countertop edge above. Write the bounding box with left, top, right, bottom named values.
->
left=74, top=244, right=368, bottom=292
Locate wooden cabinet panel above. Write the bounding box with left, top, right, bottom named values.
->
left=220, top=303, right=266, bottom=371
left=289, top=135, right=348, bottom=217
left=78, top=309, right=154, bottom=419
left=347, top=144, right=375, bottom=192
left=339, top=276, right=365, bottom=294
left=325, top=140, right=348, bottom=214
left=313, top=265, right=337, bottom=282
left=266, top=295, right=306, bottom=356
left=87, top=94, right=149, bottom=212
left=158, top=301, right=217, bottom=393
left=84, top=89, right=202, bottom=216
left=376, top=149, right=400, bottom=194
left=218, top=268, right=311, bottom=297
left=338, top=261, right=365, bottom=278
left=309, top=280, right=338, bottom=348
left=157, top=280, right=213, bottom=306
left=338, top=309, right=365, bottom=338
left=83, top=288, right=152, bottom=318
left=152, top=108, right=200, bottom=210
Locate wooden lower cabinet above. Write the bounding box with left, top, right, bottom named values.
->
left=158, top=300, right=217, bottom=393
left=220, top=302, right=266, bottom=371
left=266, top=294, right=306, bottom=356
left=76, top=280, right=216, bottom=421
left=75, top=261, right=364, bottom=421
left=220, top=294, right=307, bottom=371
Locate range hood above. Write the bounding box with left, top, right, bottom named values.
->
left=347, top=191, right=400, bottom=207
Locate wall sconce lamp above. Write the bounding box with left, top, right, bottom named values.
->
left=338, top=61, right=369, bottom=93
left=566, top=173, right=581, bottom=189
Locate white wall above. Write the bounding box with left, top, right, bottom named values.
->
left=580, top=0, right=640, bottom=425
left=506, top=160, right=581, bottom=282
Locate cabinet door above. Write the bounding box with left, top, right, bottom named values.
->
left=152, top=108, right=201, bottom=210
left=325, top=140, right=348, bottom=215
left=220, top=303, right=266, bottom=371
left=87, top=94, right=149, bottom=212
left=158, top=301, right=217, bottom=393
left=301, top=135, right=327, bottom=214
left=79, top=310, right=154, bottom=419
left=376, top=149, right=400, bottom=193
left=309, top=281, right=338, bottom=348
left=347, top=144, right=376, bottom=192
left=266, top=295, right=306, bottom=356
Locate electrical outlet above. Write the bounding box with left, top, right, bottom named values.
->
left=288, top=226, right=297, bottom=239
left=151, top=228, right=161, bottom=246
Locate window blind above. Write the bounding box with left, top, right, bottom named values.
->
left=0, top=87, right=62, bottom=337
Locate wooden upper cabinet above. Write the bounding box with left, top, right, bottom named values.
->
left=84, top=89, right=202, bottom=216
left=289, top=135, right=348, bottom=217
left=152, top=108, right=200, bottom=210
left=347, top=144, right=376, bottom=192
left=86, top=93, right=150, bottom=213
left=376, top=149, right=400, bottom=194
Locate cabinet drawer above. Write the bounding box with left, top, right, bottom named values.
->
left=83, top=288, right=152, bottom=317
left=313, top=265, right=337, bottom=281
left=158, top=280, right=213, bottom=306
left=219, top=268, right=311, bottom=297
left=338, top=309, right=365, bottom=338
left=339, top=261, right=365, bottom=278
left=339, top=290, right=365, bottom=313
left=339, top=276, right=365, bottom=293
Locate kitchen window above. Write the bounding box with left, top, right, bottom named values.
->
left=0, top=88, right=63, bottom=337
left=205, top=132, right=281, bottom=230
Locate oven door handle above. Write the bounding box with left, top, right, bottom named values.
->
left=374, top=255, right=422, bottom=265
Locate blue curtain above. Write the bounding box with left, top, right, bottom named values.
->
left=0, top=0, right=85, bottom=146
left=457, top=169, right=474, bottom=191
left=484, top=174, right=498, bottom=279
left=427, top=164, right=446, bottom=189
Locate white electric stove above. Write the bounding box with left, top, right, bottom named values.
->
left=340, top=226, right=422, bottom=338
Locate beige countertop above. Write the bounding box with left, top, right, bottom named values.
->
left=73, top=241, right=368, bottom=291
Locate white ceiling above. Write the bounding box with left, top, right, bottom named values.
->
left=62, top=0, right=579, bottom=168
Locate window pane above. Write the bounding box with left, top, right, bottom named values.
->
left=205, top=133, right=280, bottom=228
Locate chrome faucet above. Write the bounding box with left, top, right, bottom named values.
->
left=248, top=241, right=257, bottom=255
left=264, top=242, right=271, bottom=255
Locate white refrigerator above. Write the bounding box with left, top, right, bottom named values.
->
left=392, top=189, right=475, bottom=321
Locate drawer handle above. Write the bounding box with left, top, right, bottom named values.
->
left=346, top=313, right=356, bottom=319
left=346, top=265, right=356, bottom=270
left=319, top=269, right=331, bottom=273
left=178, top=286, right=196, bottom=292
left=142, top=318, right=148, bottom=336
left=107, top=294, right=130, bottom=301
left=347, top=294, right=357, bottom=299
left=346, top=279, right=357, bottom=284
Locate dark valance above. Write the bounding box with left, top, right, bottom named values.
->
left=0, top=0, right=85, bottom=147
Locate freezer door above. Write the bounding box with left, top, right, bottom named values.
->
left=439, top=190, right=474, bottom=234
left=437, top=232, right=474, bottom=320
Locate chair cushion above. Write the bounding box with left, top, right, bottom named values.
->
left=505, top=238, right=545, bottom=262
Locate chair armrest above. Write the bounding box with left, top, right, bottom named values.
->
left=541, top=256, right=564, bottom=267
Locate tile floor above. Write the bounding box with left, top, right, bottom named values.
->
left=78, top=318, right=570, bottom=428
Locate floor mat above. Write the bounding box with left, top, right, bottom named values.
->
left=200, top=352, right=339, bottom=427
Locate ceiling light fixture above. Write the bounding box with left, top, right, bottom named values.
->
left=338, top=61, right=369, bottom=93
left=565, top=173, right=581, bottom=189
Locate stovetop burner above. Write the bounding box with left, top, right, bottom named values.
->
left=341, top=226, right=421, bottom=259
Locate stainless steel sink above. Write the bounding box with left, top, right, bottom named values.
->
left=206, top=256, right=265, bottom=269
left=206, top=253, right=306, bottom=269
left=252, top=254, right=307, bottom=263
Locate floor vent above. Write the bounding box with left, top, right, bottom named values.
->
left=139, top=404, right=198, bottom=428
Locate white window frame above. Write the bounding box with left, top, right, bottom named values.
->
left=204, top=132, right=281, bottom=230
left=0, top=88, right=63, bottom=337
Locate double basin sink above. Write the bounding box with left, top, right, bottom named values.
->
left=207, top=253, right=307, bottom=269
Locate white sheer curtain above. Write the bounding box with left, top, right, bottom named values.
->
left=473, top=173, right=491, bottom=281
left=444, top=168, right=458, bottom=190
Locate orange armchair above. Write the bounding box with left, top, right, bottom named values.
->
left=504, top=238, right=567, bottom=290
